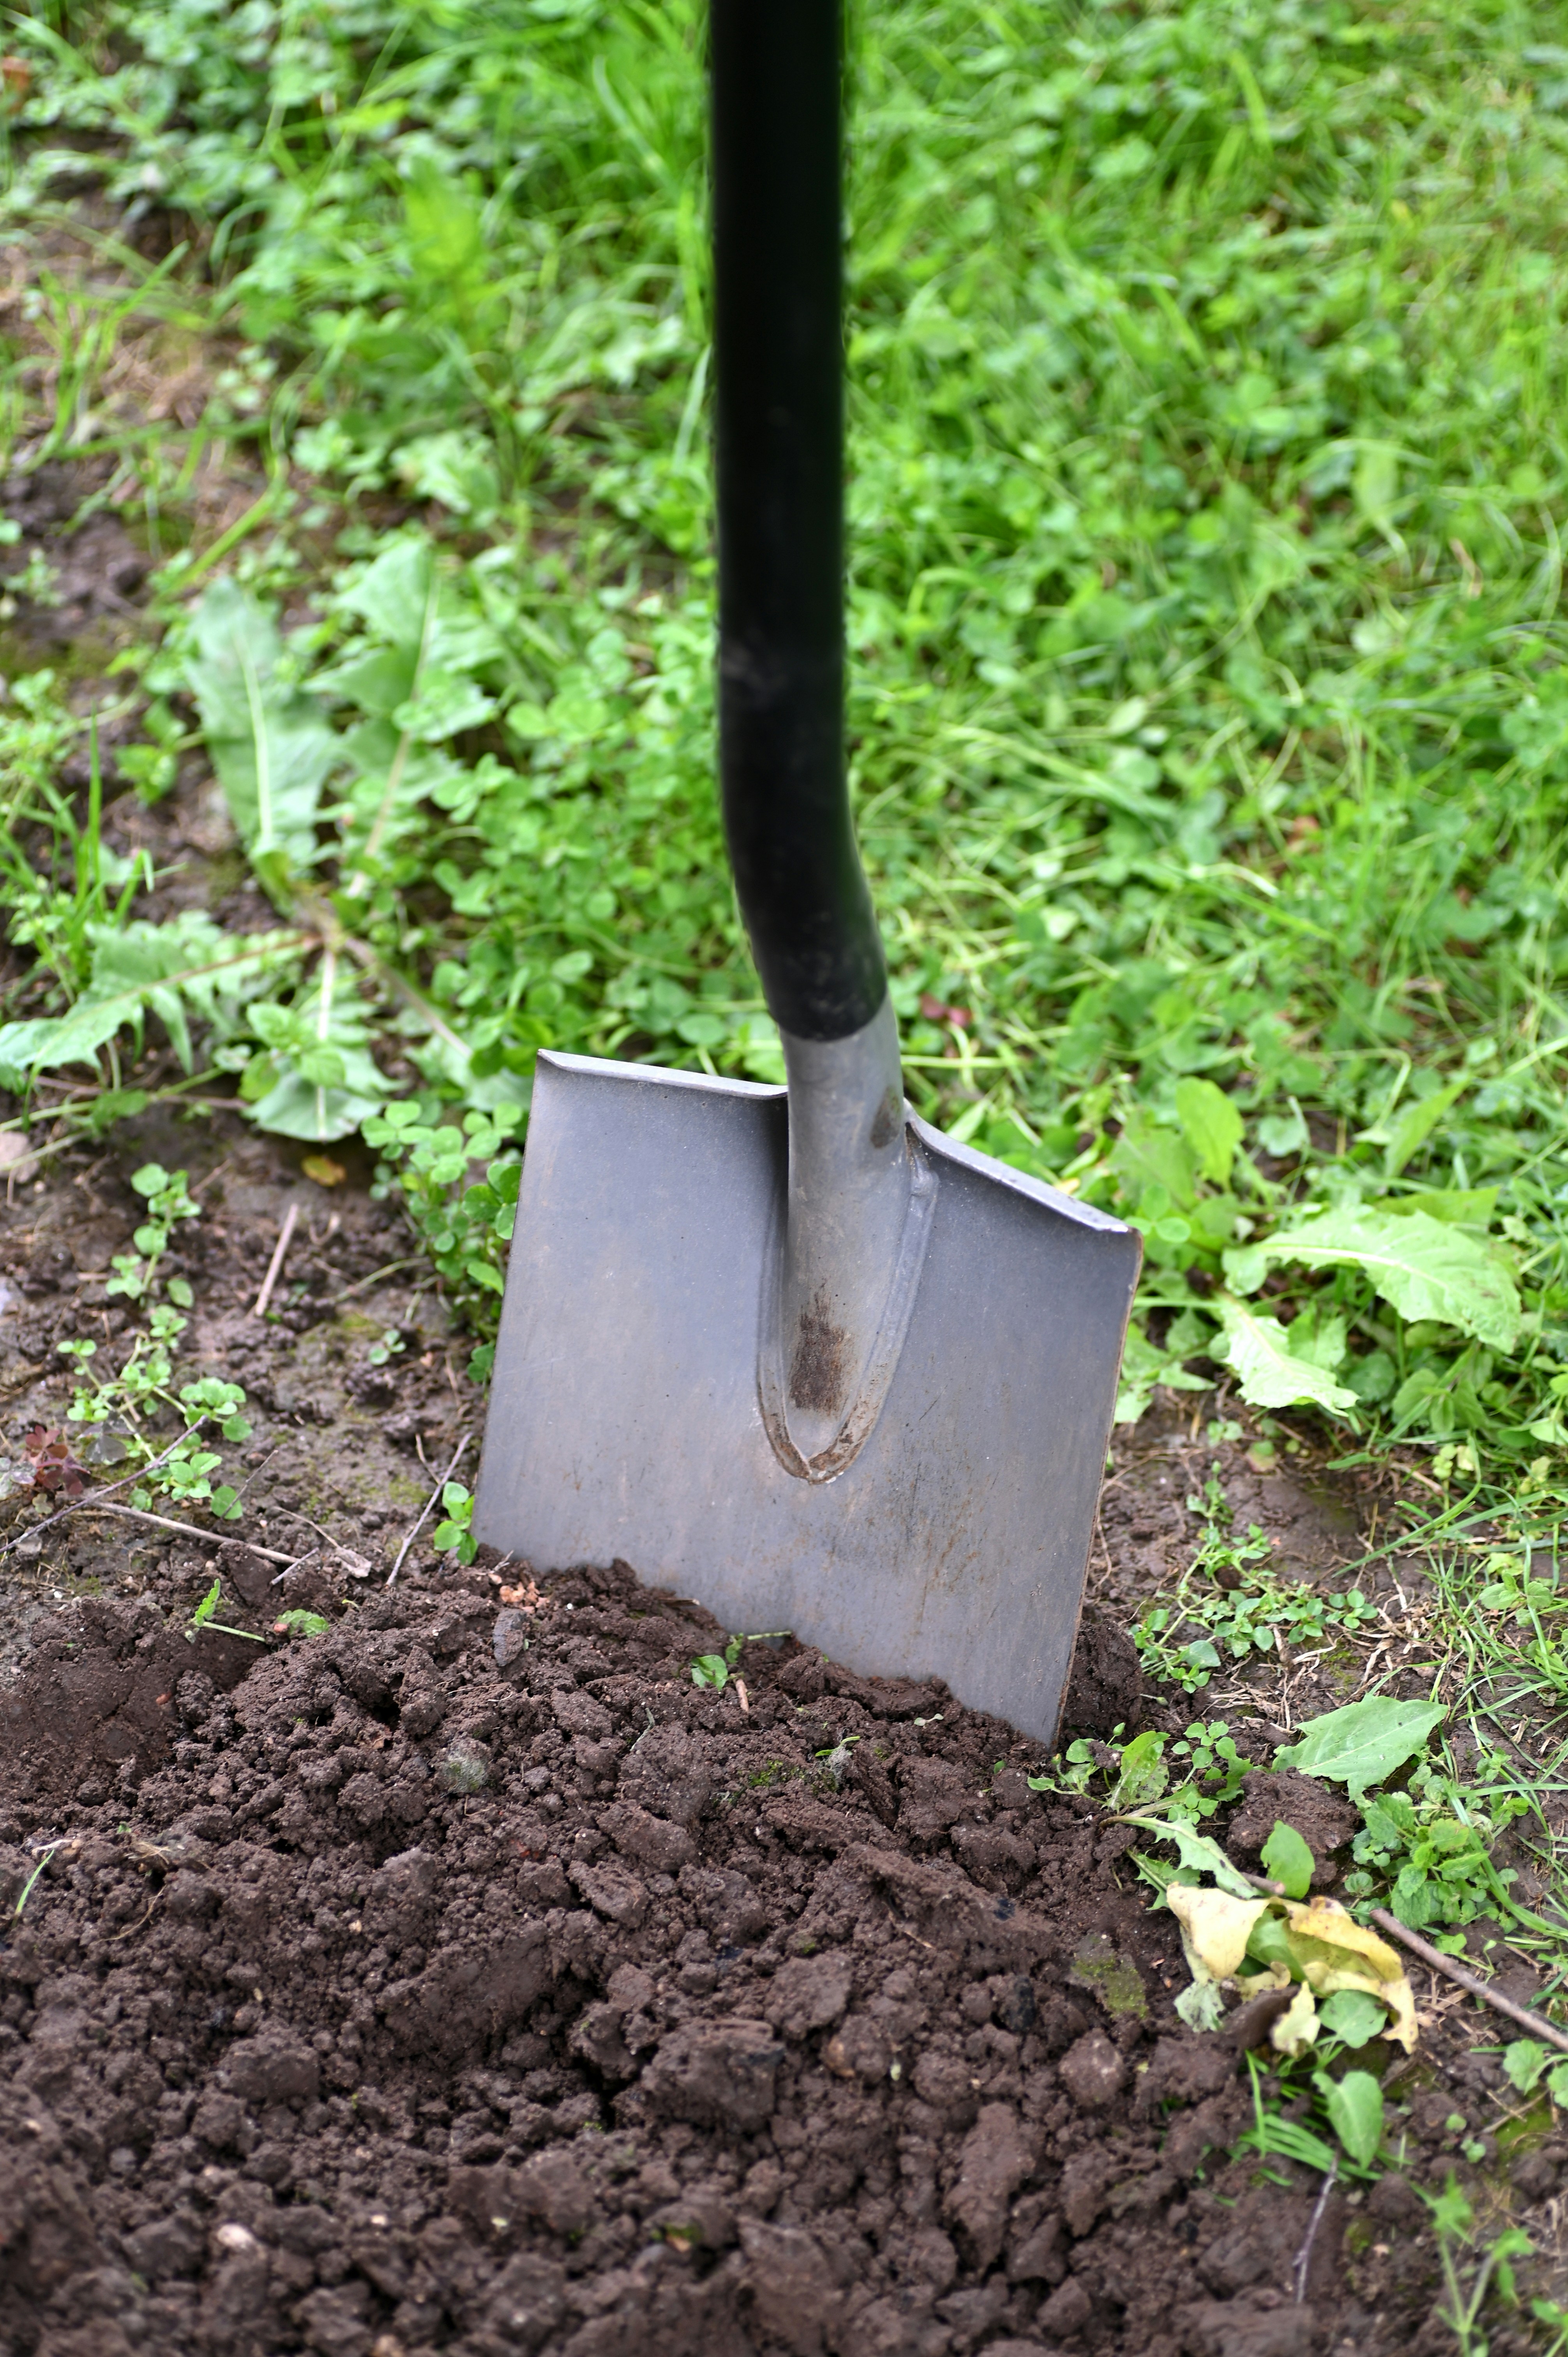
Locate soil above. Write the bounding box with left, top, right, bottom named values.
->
left=0, top=1115, right=1564, bottom=2357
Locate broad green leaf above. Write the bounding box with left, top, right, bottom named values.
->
left=390, top=666, right=497, bottom=743
left=1274, top=1696, right=1445, bottom=1797
left=313, top=645, right=419, bottom=718
left=1318, top=1989, right=1391, bottom=2049
left=1385, top=1079, right=1467, bottom=1178
left=1111, top=1110, right=1198, bottom=1211
left=1244, top=1910, right=1295, bottom=1975
left=1504, top=2039, right=1551, bottom=2095
left=1113, top=1321, right=1210, bottom=1425
left=0, top=996, right=135, bottom=1080
left=1120, top=1811, right=1259, bottom=1898
left=243, top=957, right=388, bottom=1142
left=1174, top=1076, right=1243, bottom=1186
left=184, top=580, right=339, bottom=871
left=1224, top=1206, right=1520, bottom=1352
left=338, top=537, right=435, bottom=651
left=1110, top=1731, right=1169, bottom=1808
left=1261, top=1820, right=1315, bottom=1899
left=1212, top=1294, right=1359, bottom=1416
left=247, top=1061, right=385, bottom=1143
left=1316, top=2068, right=1383, bottom=2168
left=0, top=919, right=304, bottom=1081
left=1285, top=1302, right=1349, bottom=1372
left=393, top=429, right=500, bottom=521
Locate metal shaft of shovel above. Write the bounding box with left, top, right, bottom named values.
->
left=712, top=0, right=910, bottom=1464
left=471, top=0, right=1142, bottom=1744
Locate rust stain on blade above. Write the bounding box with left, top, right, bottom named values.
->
left=788, top=1285, right=849, bottom=1417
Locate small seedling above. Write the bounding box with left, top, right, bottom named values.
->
left=690, top=1630, right=788, bottom=1689
left=433, top=1481, right=477, bottom=1564
left=1136, top=1543, right=1378, bottom=1694
left=184, top=1578, right=265, bottom=1645
left=59, top=1293, right=249, bottom=1523
left=106, top=1164, right=201, bottom=1306
left=816, top=1733, right=860, bottom=1787
left=24, top=1425, right=88, bottom=1498
left=13, top=1844, right=61, bottom=1919
left=272, top=1609, right=330, bottom=1639
left=1425, top=2175, right=1533, bottom=2357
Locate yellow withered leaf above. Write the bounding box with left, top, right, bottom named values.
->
left=1236, top=1961, right=1293, bottom=1998
left=1281, top=1894, right=1418, bottom=2052
left=1270, top=1981, right=1320, bottom=2058
left=1168, top=1885, right=1270, bottom=1981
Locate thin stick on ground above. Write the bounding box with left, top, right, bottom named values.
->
left=252, top=1201, right=299, bottom=1318
left=1291, top=2157, right=1337, bottom=2305
left=1369, top=1908, right=1568, bottom=2057
left=388, top=1433, right=471, bottom=1588
left=82, top=1502, right=303, bottom=1567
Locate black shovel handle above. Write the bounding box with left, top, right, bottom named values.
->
left=711, top=0, right=887, bottom=1045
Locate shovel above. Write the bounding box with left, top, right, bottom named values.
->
left=472, top=0, right=1141, bottom=1744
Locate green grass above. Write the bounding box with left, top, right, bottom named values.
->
left=3, top=0, right=1568, bottom=1486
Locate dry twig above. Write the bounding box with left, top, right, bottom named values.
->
left=1292, top=2157, right=1337, bottom=2304
left=1368, top=1908, right=1568, bottom=2057
left=82, top=1502, right=301, bottom=1567
left=252, top=1201, right=300, bottom=1317
left=387, top=1432, right=471, bottom=1588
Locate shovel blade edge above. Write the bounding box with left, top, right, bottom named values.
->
left=473, top=1052, right=1141, bottom=1744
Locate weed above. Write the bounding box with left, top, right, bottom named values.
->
left=1425, top=2176, right=1533, bottom=2357
left=272, top=1608, right=330, bottom=1640
left=431, top=1481, right=477, bottom=1565
left=60, top=1316, right=248, bottom=1519
left=107, top=1161, right=199, bottom=1305
left=690, top=1631, right=788, bottom=1692
left=51, top=1165, right=252, bottom=1519
left=184, top=1578, right=264, bottom=1646
left=816, top=1735, right=861, bottom=1789
left=12, top=1844, right=60, bottom=1919
left=362, top=1104, right=520, bottom=1370
left=1345, top=1769, right=1535, bottom=1947
left=1135, top=1551, right=1377, bottom=1694
left=1133, top=1478, right=1378, bottom=1696
left=1235, top=2048, right=1387, bottom=2182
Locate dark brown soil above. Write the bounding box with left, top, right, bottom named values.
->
left=1, top=1463, right=1565, bottom=2357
